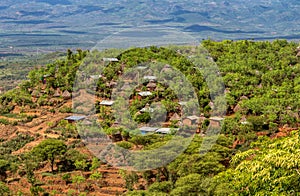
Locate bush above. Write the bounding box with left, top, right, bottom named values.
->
left=0, top=118, right=9, bottom=125
left=149, top=181, right=173, bottom=193
left=0, top=134, right=34, bottom=154
left=0, top=181, right=10, bottom=196
left=62, top=173, right=71, bottom=184
left=59, top=107, right=73, bottom=113
left=41, top=172, right=55, bottom=177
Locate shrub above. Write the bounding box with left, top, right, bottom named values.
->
left=149, top=181, right=173, bottom=193
left=59, top=107, right=72, bottom=113
left=0, top=118, right=9, bottom=125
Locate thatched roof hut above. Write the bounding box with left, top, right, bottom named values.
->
left=233, top=104, right=242, bottom=113
left=62, top=90, right=71, bottom=99
left=31, top=90, right=40, bottom=98
left=121, top=83, right=131, bottom=91
left=111, top=120, right=120, bottom=128
left=257, top=83, right=263, bottom=89
left=161, top=64, right=172, bottom=73
left=146, top=81, right=157, bottom=90
left=208, top=101, right=214, bottom=109
left=240, top=95, right=249, bottom=100
left=53, top=88, right=61, bottom=97
left=224, top=88, right=230, bottom=94
left=170, top=113, right=181, bottom=121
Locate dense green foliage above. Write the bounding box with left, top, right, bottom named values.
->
left=0, top=134, right=34, bottom=155
left=210, top=132, right=300, bottom=195
left=1, top=40, right=300, bottom=195
left=0, top=49, right=88, bottom=114
left=31, top=139, right=67, bottom=172
left=125, top=40, right=300, bottom=195
left=203, top=39, right=300, bottom=126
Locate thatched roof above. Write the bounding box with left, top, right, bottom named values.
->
left=241, top=116, right=247, bottom=122
left=111, top=120, right=120, bottom=127
left=31, top=90, right=40, bottom=98
left=233, top=104, right=242, bottom=113
left=121, top=83, right=131, bottom=91
left=106, top=81, right=117, bottom=87
left=224, top=88, right=230, bottom=94
left=110, top=81, right=117, bottom=87
left=62, top=90, right=71, bottom=99
left=53, top=88, right=61, bottom=97
left=170, top=113, right=181, bottom=121
left=161, top=64, right=172, bottom=72
left=257, top=83, right=263, bottom=88
left=240, top=95, right=249, bottom=100
left=146, top=82, right=157, bottom=88
left=199, top=116, right=207, bottom=122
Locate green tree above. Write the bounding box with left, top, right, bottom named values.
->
left=72, top=175, right=85, bottom=193
left=170, top=174, right=207, bottom=196
left=89, top=157, right=101, bottom=171
left=31, top=139, right=67, bottom=172
left=0, top=182, right=10, bottom=196
left=62, top=173, right=71, bottom=185
left=0, top=160, right=9, bottom=181
left=148, top=181, right=173, bottom=193
left=74, top=160, right=88, bottom=173
left=119, top=170, right=138, bottom=191
left=210, top=132, right=300, bottom=195
left=89, top=171, right=103, bottom=187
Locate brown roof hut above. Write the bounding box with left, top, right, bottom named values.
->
left=183, top=115, right=199, bottom=126
left=53, top=88, right=62, bottom=97
left=31, top=90, right=40, bottom=98
left=146, top=81, right=157, bottom=90
left=209, top=116, right=224, bottom=127
left=233, top=103, right=242, bottom=113
left=62, top=90, right=71, bottom=100
left=160, top=64, right=172, bottom=73
left=240, top=95, right=249, bottom=101
left=170, top=113, right=181, bottom=121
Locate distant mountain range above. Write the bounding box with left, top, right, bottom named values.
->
left=0, top=0, right=300, bottom=54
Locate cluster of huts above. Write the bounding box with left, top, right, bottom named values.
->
left=95, top=62, right=225, bottom=135
left=30, top=87, right=72, bottom=100
left=63, top=60, right=226, bottom=136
